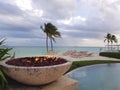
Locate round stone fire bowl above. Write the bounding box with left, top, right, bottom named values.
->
left=0, top=56, right=72, bottom=85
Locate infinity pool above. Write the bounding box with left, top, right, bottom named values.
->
left=67, top=64, right=120, bottom=90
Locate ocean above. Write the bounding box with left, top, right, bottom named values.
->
left=9, top=46, right=103, bottom=57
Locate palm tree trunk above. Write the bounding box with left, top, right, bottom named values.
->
left=46, top=36, right=48, bottom=52
left=111, top=43, right=113, bottom=52
left=50, top=39, right=53, bottom=51
left=107, top=42, right=109, bottom=51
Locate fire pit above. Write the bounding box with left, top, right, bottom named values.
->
left=0, top=56, right=72, bottom=85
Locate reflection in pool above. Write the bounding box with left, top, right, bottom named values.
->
left=67, top=64, right=120, bottom=90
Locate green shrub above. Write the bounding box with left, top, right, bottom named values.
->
left=99, top=52, right=120, bottom=59
left=0, top=39, right=13, bottom=90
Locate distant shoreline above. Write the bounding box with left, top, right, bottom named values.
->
left=9, top=46, right=103, bottom=57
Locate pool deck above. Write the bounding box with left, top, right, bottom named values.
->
left=54, top=53, right=120, bottom=61
left=9, top=76, right=79, bottom=90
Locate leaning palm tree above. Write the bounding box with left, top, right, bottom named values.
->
left=41, top=23, right=49, bottom=52
left=111, top=35, right=118, bottom=44
left=47, top=23, right=61, bottom=51
left=110, top=35, right=118, bottom=51
left=104, top=33, right=112, bottom=51
left=41, top=22, right=61, bottom=52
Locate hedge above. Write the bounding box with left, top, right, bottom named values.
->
left=99, top=52, right=120, bottom=59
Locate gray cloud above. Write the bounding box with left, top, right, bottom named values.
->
left=0, top=0, right=120, bottom=46
left=31, top=0, right=76, bottom=19
left=0, top=1, right=23, bottom=16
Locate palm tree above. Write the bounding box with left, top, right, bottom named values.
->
left=104, top=33, right=112, bottom=51
left=41, top=22, right=61, bottom=52
left=41, top=23, right=49, bottom=52
left=104, top=33, right=118, bottom=51
left=110, top=35, right=118, bottom=51
left=47, top=23, right=61, bottom=51
left=111, top=35, right=117, bottom=44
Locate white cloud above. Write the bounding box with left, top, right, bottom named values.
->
left=15, top=0, right=32, bottom=11
left=57, top=16, right=86, bottom=25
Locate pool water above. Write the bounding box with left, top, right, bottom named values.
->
left=67, top=64, right=120, bottom=90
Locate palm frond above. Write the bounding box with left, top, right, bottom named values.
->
left=0, top=39, right=6, bottom=45
left=0, top=48, right=12, bottom=61
left=40, top=25, right=43, bottom=30
left=54, top=31, right=61, bottom=38
left=51, top=37, right=56, bottom=42
left=0, top=70, right=8, bottom=90
left=0, top=39, right=12, bottom=90
left=104, top=39, right=106, bottom=42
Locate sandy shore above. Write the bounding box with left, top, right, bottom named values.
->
left=53, top=53, right=120, bottom=61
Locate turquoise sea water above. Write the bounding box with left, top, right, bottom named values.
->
left=9, top=46, right=103, bottom=57
left=67, top=64, right=120, bottom=90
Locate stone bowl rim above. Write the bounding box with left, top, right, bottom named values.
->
left=0, top=55, right=72, bottom=69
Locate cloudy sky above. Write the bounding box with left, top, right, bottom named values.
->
left=0, top=0, right=120, bottom=46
